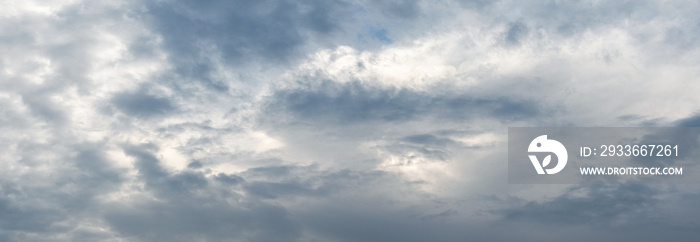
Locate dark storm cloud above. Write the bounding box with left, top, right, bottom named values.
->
left=264, top=80, right=543, bottom=125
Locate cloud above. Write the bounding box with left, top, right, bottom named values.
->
left=505, top=21, right=529, bottom=46
left=676, top=113, right=700, bottom=127
left=501, top=185, right=659, bottom=225
left=3, top=0, right=700, bottom=241
left=263, top=80, right=544, bottom=126
left=104, top=144, right=303, bottom=241
left=0, top=142, right=124, bottom=240
left=111, top=89, right=177, bottom=118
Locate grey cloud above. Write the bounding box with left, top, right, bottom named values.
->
left=245, top=181, right=326, bottom=199
left=111, top=146, right=442, bottom=241
left=263, top=80, right=543, bottom=126
left=73, top=147, right=123, bottom=186
left=456, top=0, right=495, bottom=9
left=187, top=160, right=204, bottom=169
left=242, top=167, right=488, bottom=242
left=0, top=142, right=124, bottom=239
left=402, top=134, right=459, bottom=147
left=103, top=148, right=700, bottom=242
left=111, top=89, right=177, bottom=118
left=145, top=0, right=314, bottom=62
left=300, top=208, right=476, bottom=242
left=112, top=145, right=302, bottom=241
left=627, top=124, right=700, bottom=168
left=143, top=0, right=429, bottom=63
left=240, top=165, right=338, bottom=199
left=123, top=144, right=209, bottom=199
left=505, top=21, right=529, bottom=46
left=59, top=145, right=125, bottom=209
left=616, top=115, right=663, bottom=127
left=213, top=173, right=244, bottom=185
left=0, top=198, right=62, bottom=233
left=105, top=201, right=300, bottom=242
left=300, top=1, right=346, bottom=34
left=523, top=0, right=656, bottom=36
left=376, top=0, right=421, bottom=19
left=457, top=0, right=668, bottom=43
left=664, top=24, right=700, bottom=50
left=20, top=92, right=68, bottom=126
left=500, top=185, right=658, bottom=225
left=494, top=185, right=700, bottom=242
left=614, top=114, right=700, bottom=172
left=676, top=113, right=700, bottom=127
left=374, top=133, right=472, bottom=163
left=139, top=0, right=353, bottom=92
left=138, top=0, right=452, bottom=94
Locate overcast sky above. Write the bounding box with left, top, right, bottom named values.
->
left=2, top=0, right=700, bottom=241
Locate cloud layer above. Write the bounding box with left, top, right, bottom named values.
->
left=2, top=0, right=700, bottom=241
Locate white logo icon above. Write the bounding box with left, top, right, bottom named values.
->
left=528, top=135, right=568, bottom=174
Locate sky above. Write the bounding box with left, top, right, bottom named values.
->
left=2, top=0, right=700, bottom=241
